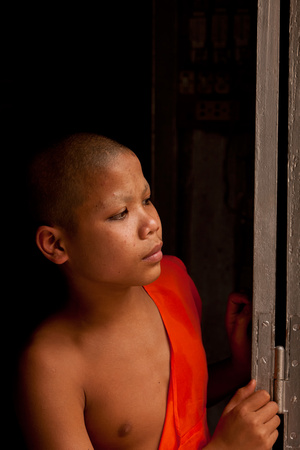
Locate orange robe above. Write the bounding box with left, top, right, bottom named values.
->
left=144, top=255, right=210, bottom=449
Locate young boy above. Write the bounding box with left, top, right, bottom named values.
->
left=17, top=133, right=280, bottom=449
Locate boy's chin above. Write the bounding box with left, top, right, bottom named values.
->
left=140, top=262, right=162, bottom=286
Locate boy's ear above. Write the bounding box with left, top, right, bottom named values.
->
left=36, top=226, right=69, bottom=265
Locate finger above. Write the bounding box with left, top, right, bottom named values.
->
left=238, top=389, right=271, bottom=413
left=223, top=379, right=256, bottom=413
left=227, top=292, right=251, bottom=312
left=265, top=413, right=281, bottom=431
left=230, top=303, right=252, bottom=338
left=226, top=293, right=252, bottom=331
left=256, top=401, right=279, bottom=424
left=262, top=416, right=281, bottom=448
left=268, top=428, right=280, bottom=449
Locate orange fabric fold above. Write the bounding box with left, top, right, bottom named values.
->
left=144, top=256, right=210, bottom=449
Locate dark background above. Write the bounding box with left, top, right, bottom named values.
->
left=2, top=3, right=153, bottom=165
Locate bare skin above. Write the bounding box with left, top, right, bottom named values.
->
left=18, top=151, right=280, bottom=449
left=19, top=287, right=170, bottom=450
left=19, top=153, right=169, bottom=449
left=205, top=380, right=280, bottom=450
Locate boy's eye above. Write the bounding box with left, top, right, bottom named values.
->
left=143, top=197, right=152, bottom=206
left=108, top=208, right=128, bottom=221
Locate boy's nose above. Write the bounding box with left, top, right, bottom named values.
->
left=139, top=210, right=161, bottom=239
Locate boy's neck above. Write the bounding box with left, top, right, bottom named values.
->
left=64, top=281, right=148, bottom=327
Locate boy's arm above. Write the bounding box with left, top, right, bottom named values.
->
left=207, top=292, right=252, bottom=406
left=17, top=344, right=94, bottom=450
left=204, top=380, right=280, bottom=450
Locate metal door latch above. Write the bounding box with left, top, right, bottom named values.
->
left=273, top=316, right=300, bottom=448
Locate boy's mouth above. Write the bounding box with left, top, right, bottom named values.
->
left=142, top=242, right=163, bottom=262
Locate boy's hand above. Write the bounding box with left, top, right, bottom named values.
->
left=225, top=292, right=252, bottom=379
left=207, top=380, right=280, bottom=450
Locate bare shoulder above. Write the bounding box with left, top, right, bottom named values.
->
left=17, top=316, right=93, bottom=450
left=18, top=313, right=86, bottom=410
left=20, top=315, right=82, bottom=378
left=18, top=314, right=86, bottom=419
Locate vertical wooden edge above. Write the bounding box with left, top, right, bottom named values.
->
left=284, top=0, right=300, bottom=446
left=252, top=0, right=280, bottom=390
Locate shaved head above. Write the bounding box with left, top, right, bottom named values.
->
left=28, top=133, right=134, bottom=232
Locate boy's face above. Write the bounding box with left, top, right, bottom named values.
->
left=63, top=152, right=163, bottom=290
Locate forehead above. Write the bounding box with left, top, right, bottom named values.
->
left=85, top=152, right=149, bottom=205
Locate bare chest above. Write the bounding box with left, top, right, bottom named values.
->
left=82, top=309, right=170, bottom=449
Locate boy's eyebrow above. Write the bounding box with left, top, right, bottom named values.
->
left=95, top=182, right=151, bottom=210
left=143, top=182, right=151, bottom=194
left=122, top=182, right=150, bottom=202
